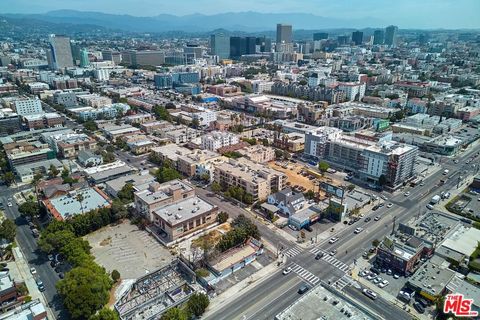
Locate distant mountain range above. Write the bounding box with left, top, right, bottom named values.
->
left=2, top=10, right=387, bottom=33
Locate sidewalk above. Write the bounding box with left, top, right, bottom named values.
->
left=204, top=261, right=280, bottom=317
left=9, top=247, right=55, bottom=319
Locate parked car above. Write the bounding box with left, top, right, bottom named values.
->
left=30, top=267, right=36, bottom=275
left=36, top=279, right=45, bottom=292
left=386, top=203, right=393, bottom=208
left=413, top=302, right=425, bottom=314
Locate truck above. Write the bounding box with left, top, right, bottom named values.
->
left=430, top=195, right=441, bottom=205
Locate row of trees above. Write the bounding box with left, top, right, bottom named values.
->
left=216, top=215, right=260, bottom=252
left=37, top=205, right=128, bottom=319
left=211, top=182, right=254, bottom=205
left=0, top=219, right=16, bottom=243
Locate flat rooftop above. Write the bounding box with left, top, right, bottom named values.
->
left=136, top=180, right=194, bottom=205
left=46, top=187, right=110, bottom=220
left=275, top=284, right=376, bottom=320
left=154, top=196, right=214, bottom=226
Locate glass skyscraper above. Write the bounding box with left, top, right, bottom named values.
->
left=210, top=34, right=230, bottom=60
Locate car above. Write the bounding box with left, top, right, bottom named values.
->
left=7, top=202, right=12, bottom=207
left=348, top=220, right=355, bottom=225
left=329, top=237, right=338, bottom=244
left=366, top=274, right=376, bottom=280
left=59, top=272, right=64, bottom=279
left=387, top=269, right=393, bottom=275
left=354, top=227, right=364, bottom=234
left=362, top=251, right=369, bottom=259
left=330, top=249, right=337, bottom=256
left=359, top=214, right=365, bottom=218
left=404, top=192, right=410, bottom=196
left=47, top=255, right=54, bottom=261
left=378, top=202, right=385, bottom=208
left=381, top=268, right=387, bottom=273
left=304, top=225, right=313, bottom=232
left=381, top=195, right=388, bottom=200
left=363, top=288, right=377, bottom=300
left=374, top=216, right=381, bottom=221
left=393, top=274, right=400, bottom=279
left=413, top=302, right=425, bottom=314
left=288, top=225, right=299, bottom=231
left=386, top=203, right=393, bottom=208
left=7, top=198, right=11, bottom=202
left=359, top=270, right=369, bottom=277
left=364, top=217, right=371, bottom=222
left=373, top=277, right=382, bottom=284
left=36, top=279, right=45, bottom=292
left=30, top=267, right=36, bottom=275
left=426, top=204, right=434, bottom=210
left=298, top=283, right=310, bottom=294
left=380, top=279, right=389, bottom=286
left=315, top=252, right=324, bottom=260
left=283, top=267, right=292, bottom=275
left=416, top=298, right=429, bottom=308
left=28, top=222, right=35, bottom=229
left=454, top=159, right=459, bottom=163
left=372, top=205, right=379, bottom=211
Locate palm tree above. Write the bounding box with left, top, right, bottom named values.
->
left=76, top=193, right=85, bottom=214
left=32, top=173, right=43, bottom=204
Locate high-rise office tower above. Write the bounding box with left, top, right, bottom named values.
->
left=313, top=32, right=328, bottom=41
left=276, top=24, right=293, bottom=45
left=373, top=30, right=385, bottom=45
left=256, top=37, right=272, bottom=53
left=245, top=37, right=257, bottom=55
left=210, top=34, right=230, bottom=60
left=384, top=25, right=398, bottom=46
left=352, top=31, right=364, bottom=45
left=47, top=34, right=74, bottom=70
left=80, top=48, right=90, bottom=68
left=337, top=35, right=349, bottom=46
left=230, top=37, right=247, bottom=59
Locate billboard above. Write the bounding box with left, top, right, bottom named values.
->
left=320, top=182, right=344, bottom=199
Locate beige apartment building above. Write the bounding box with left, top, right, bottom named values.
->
left=134, top=179, right=195, bottom=221
left=238, top=145, right=275, bottom=163
left=214, top=158, right=287, bottom=201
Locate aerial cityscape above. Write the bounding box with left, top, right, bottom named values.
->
left=0, top=1, right=480, bottom=320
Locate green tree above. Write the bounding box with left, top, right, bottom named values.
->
left=0, top=219, right=16, bottom=242
left=102, top=151, right=116, bottom=164
left=160, top=307, right=188, bottom=320
left=89, top=308, right=119, bottom=320
left=56, top=265, right=112, bottom=320
left=38, top=229, right=77, bottom=254
left=117, top=183, right=134, bottom=203
left=155, top=167, right=181, bottom=183
left=243, top=193, right=254, bottom=205
left=186, top=293, right=210, bottom=317
left=153, top=105, right=172, bottom=121
left=61, top=238, right=92, bottom=267
left=372, top=239, right=380, bottom=247
left=191, top=118, right=200, bottom=129
left=83, top=120, right=97, bottom=132
left=49, top=164, right=60, bottom=179
left=76, top=193, right=85, bottom=214
left=111, top=270, right=120, bottom=282
left=111, top=199, right=129, bottom=220
left=378, top=174, right=387, bottom=186
left=18, top=201, right=41, bottom=218
left=318, top=161, right=329, bottom=173
left=211, top=182, right=222, bottom=193
left=2, top=172, right=15, bottom=186
left=217, top=211, right=229, bottom=224
left=304, top=190, right=315, bottom=199
left=61, top=167, right=70, bottom=180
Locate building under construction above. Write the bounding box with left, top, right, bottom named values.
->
left=115, top=259, right=197, bottom=320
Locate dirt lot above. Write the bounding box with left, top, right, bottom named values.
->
left=269, top=162, right=317, bottom=190
left=85, top=221, right=174, bottom=279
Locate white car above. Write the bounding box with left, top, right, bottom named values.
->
left=381, top=195, right=388, bottom=200
left=378, top=280, right=389, bottom=288
left=386, top=203, right=393, bottom=208
left=282, top=267, right=292, bottom=275
left=404, top=191, right=410, bottom=197
left=366, top=274, right=376, bottom=280
left=363, top=288, right=377, bottom=300
left=354, top=227, right=364, bottom=234
left=426, top=204, right=434, bottom=210
left=7, top=202, right=12, bottom=207
left=30, top=267, right=37, bottom=275
left=329, top=237, right=338, bottom=244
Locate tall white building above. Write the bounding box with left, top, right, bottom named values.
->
left=47, top=34, right=74, bottom=70
left=201, top=131, right=239, bottom=151
left=337, top=82, right=366, bottom=101
left=14, top=98, right=43, bottom=116
left=94, top=69, right=110, bottom=81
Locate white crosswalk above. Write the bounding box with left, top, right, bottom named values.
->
left=283, top=246, right=303, bottom=258
left=289, top=263, right=320, bottom=286
left=332, top=274, right=354, bottom=290
left=322, top=254, right=350, bottom=273
left=309, top=247, right=326, bottom=255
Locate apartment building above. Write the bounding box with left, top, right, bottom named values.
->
left=24, top=112, right=65, bottom=130
left=176, top=149, right=224, bottom=179
left=49, top=133, right=97, bottom=158
left=213, top=158, right=287, bottom=201
left=134, top=179, right=195, bottom=221
left=4, top=140, right=55, bottom=166
left=201, top=131, right=239, bottom=151
left=152, top=195, right=218, bottom=242
left=13, top=98, right=43, bottom=116
left=238, top=145, right=275, bottom=163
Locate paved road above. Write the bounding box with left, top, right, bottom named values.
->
left=205, top=143, right=480, bottom=320
left=0, top=186, right=68, bottom=319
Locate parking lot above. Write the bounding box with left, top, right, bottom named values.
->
left=85, top=221, right=174, bottom=279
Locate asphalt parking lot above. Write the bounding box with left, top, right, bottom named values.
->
left=85, top=221, right=175, bottom=279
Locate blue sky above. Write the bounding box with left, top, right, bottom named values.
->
left=1, top=0, right=479, bottom=29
